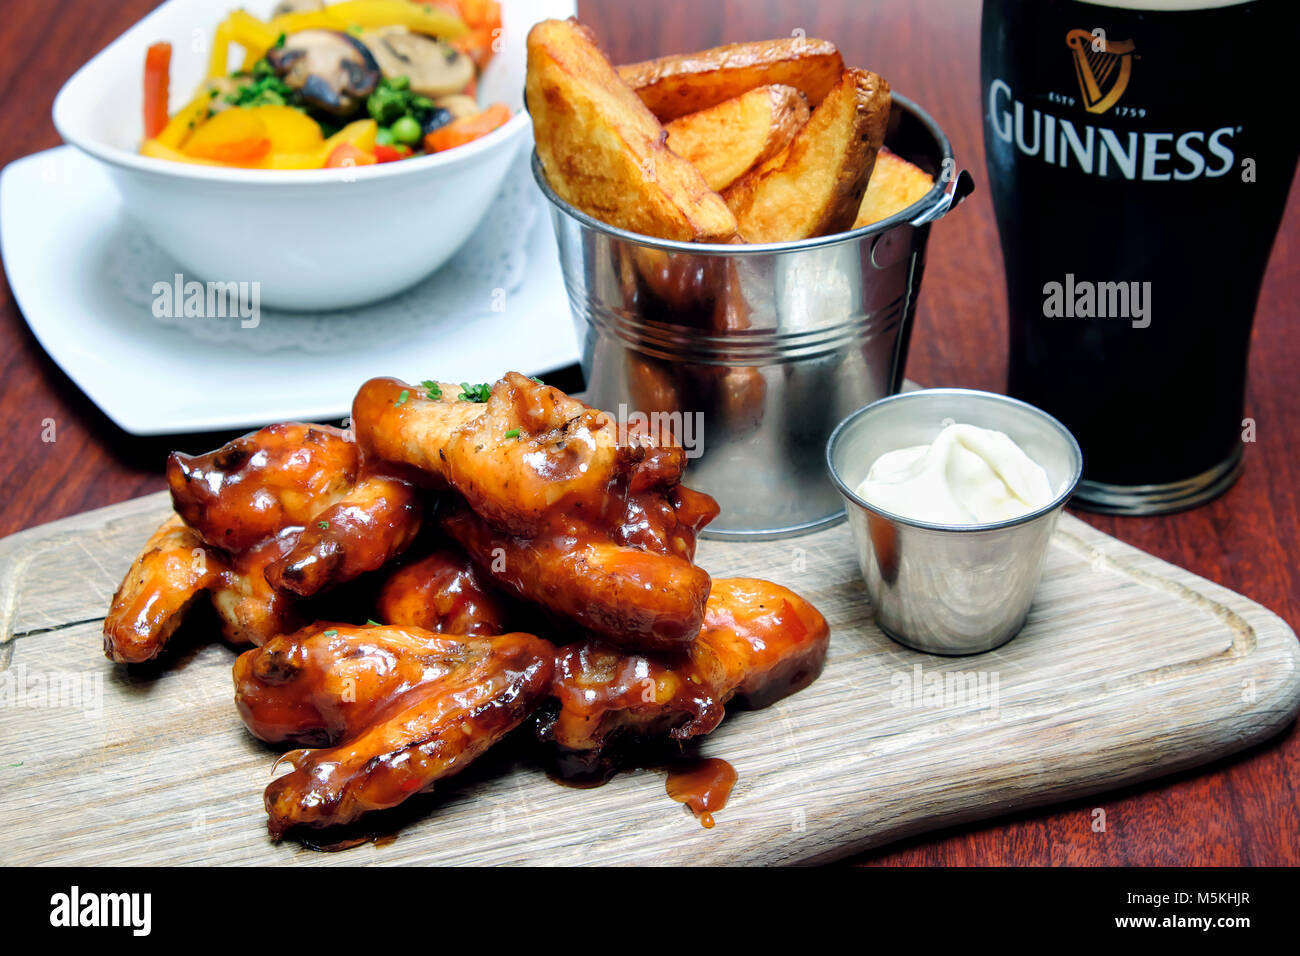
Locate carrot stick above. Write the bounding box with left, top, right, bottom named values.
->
left=423, top=103, right=510, bottom=153
left=143, top=42, right=172, bottom=140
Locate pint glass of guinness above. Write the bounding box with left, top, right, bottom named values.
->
left=981, top=0, right=1298, bottom=513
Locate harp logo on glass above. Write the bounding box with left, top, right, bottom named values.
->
left=1066, top=28, right=1135, bottom=116
left=987, top=23, right=1240, bottom=186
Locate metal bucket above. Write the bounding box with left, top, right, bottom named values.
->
left=535, top=92, right=973, bottom=539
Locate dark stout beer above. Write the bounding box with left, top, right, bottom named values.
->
left=981, top=0, right=1298, bottom=513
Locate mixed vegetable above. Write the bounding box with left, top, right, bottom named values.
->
left=141, top=0, right=510, bottom=169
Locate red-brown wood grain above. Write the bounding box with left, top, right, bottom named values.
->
left=0, top=0, right=1295, bottom=865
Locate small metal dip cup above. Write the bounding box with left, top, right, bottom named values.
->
left=535, top=93, right=973, bottom=540
left=826, top=388, right=1083, bottom=655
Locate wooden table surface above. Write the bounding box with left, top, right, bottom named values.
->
left=0, top=0, right=1295, bottom=866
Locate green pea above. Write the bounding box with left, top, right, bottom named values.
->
left=391, top=115, right=422, bottom=145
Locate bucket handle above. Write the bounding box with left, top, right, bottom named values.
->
left=909, top=168, right=975, bottom=227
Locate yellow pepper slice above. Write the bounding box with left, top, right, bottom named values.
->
left=228, top=10, right=280, bottom=49
left=248, top=105, right=327, bottom=153
left=267, top=119, right=378, bottom=168
left=288, top=1, right=468, bottom=38
left=323, top=118, right=379, bottom=154
left=266, top=10, right=349, bottom=35
left=227, top=10, right=284, bottom=69
left=148, top=104, right=375, bottom=170
left=181, top=108, right=272, bottom=166
left=208, top=20, right=234, bottom=79
left=204, top=10, right=290, bottom=75
left=154, top=91, right=216, bottom=149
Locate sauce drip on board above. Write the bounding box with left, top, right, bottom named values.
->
left=665, top=758, right=736, bottom=828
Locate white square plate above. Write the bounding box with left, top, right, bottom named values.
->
left=0, top=146, right=580, bottom=435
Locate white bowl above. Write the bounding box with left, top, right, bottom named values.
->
left=53, top=0, right=575, bottom=310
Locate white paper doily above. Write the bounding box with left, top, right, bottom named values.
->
left=108, top=151, right=540, bottom=353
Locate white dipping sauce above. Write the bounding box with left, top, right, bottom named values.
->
left=855, top=423, right=1054, bottom=524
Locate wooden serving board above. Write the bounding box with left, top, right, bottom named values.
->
left=1, top=491, right=1297, bottom=866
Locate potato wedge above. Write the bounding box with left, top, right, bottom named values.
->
left=665, top=84, right=810, bottom=193
left=723, top=69, right=891, bottom=243
left=854, top=148, right=936, bottom=227
left=526, top=18, right=737, bottom=242
left=618, top=37, right=845, bottom=122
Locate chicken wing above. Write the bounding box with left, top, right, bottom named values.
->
left=234, top=623, right=498, bottom=747
left=355, top=373, right=719, bottom=650
left=352, top=372, right=649, bottom=536
left=103, top=515, right=227, bottom=664
left=168, top=423, right=358, bottom=553
left=209, top=533, right=304, bottom=647
left=375, top=549, right=511, bottom=636
left=353, top=373, right=709, bottom=554
left=541, top=639, right=729, bottom=777
left=440, top=498, right=712, bottom=652
left=350, top=378, right=485, bottom=480
left=104, top=516, right=300, bottom=661
left=264, top=474, right=423, bottom=597
left=108, top=422, right=426, bottom=663
left=261, top=630, right=554, bottom=839
left=169, top=422, right=424, bottom=598
left=696, top=577, right=830, bottom=709
left=540, top=578, right=829, bottom=767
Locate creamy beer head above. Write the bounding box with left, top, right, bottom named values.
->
left=1084, top=1, right=1255, bottom=9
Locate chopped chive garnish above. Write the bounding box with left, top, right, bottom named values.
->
left=504, top=428, right=521, bottom=439
left=458, top=382, right=492, bottom=403
left=317, top=520, right=329, bottom=530
left=420, top=380, right=443, bottom=400
left=394, top=389, right=410, bottom=407
left=323, top=629, right=338, bottom=637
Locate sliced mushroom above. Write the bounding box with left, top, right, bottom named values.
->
left=267, top=30, right=381, bottom=116
left=360, top=26, right=475, bottom=99
left=272, top=0, right=325, bottom=16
